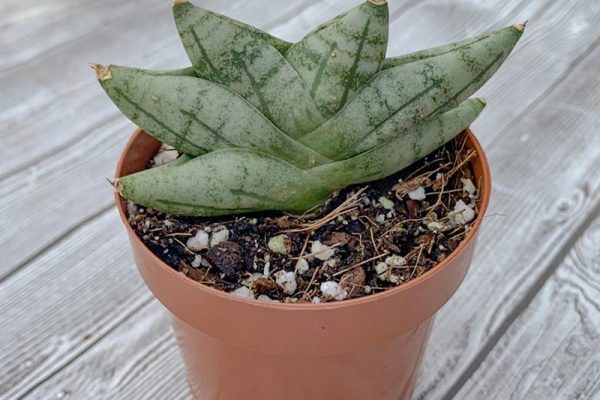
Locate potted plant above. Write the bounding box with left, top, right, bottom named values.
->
left=95, top=1, right=523, bottom=398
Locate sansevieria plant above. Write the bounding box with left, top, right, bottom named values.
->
left=96, top=0, right=524, bottom=217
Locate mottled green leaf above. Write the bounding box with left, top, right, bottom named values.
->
left=173, top=1, right=323, bottom=137
left=118, top=149, right=334, bottom=216
left=138, top=66, right=198, bottom=77
left=97, top=65, right=329, bottom=168
left=285, top=0, right=388, bottom=117
left=300, top=25, right=522, bottom=159
left=381, top=23, right=525, bottom=69
left=309, top=98, right=486, bottom=186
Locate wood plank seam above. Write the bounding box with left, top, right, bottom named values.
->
left=442, top=197, right=600, bottom=399
left=488, top=32, right=600, bottom=149
left=0, top=114, right=122, bottom=183
left=0, top=0, right=417, bottom=279
left=5, top=296, right=153, bottom=400
left=0, top=204, right=113, bottom=283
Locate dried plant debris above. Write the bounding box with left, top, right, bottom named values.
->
left=129, top=134, right=480, bottom=303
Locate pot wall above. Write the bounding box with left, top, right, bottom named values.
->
left=116, top=129, right=491, bottom=399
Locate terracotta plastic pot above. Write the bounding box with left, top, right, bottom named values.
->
left=115, top=128, right=491, bottom=400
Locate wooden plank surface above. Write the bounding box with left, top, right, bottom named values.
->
left=456, top=215, right=600, bottom=399
left=1, top=0, right=599, bottom=399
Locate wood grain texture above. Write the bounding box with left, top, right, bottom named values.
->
left=413, top=14, right=600, bottom=400
left=456, top=215, right=600, bottom=399
left=1, top=0, right=600, bottom=399
left=0, top=0, right=320, bottom=279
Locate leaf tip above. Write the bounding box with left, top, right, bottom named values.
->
left=368, top=0, right=387, bottom=4
left=514, top=20, right=528, bottom=32
left=478, top=97, right=487, bottom=106
left=92, top=64, right=112, bottom=81
left=107, top=177, right=123, bottom=194
left=173, top=0, right=188, bottom=6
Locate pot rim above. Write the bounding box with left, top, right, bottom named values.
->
left=115, top=128, right=491, bottom=311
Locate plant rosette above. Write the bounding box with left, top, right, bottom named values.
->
left=99, top=0, right=523, bottom=398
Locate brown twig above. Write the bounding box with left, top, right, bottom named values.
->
left=332, top=252, right=389, bottom=277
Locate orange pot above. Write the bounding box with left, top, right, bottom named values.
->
left=115, top=128, right=491, bottom=400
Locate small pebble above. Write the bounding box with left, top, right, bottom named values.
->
left=375, top=214, right=386, bottom=223
left=311, top=241, right=335, bottom=261
left=427, top=221, right=448, bottom=232
left=267, top=234, right=290, bottom=255
left=257, top=294, right=279, bottom=303
left=191, top=255, right=202, bottom=268
left=152, top=146, right=179, bottom=166
left=378, top=196, right=395, bottom=211
left=274, top=271, right=297, bottom=295
left=364, top=285, right=372, bottom=294
left=320, top=281, right=347, bottom=301
left=126, top=201, right=137, bottom=217
left=232, top=286, right=253, bottom=299
left=408, top=186, right=426, bottom=201
left=385, top=255, right=407, bottom=268
left=375, top=262, right=389, bottom=277
left=461, top=178, right=477, bottom=195
left=210, top=226, right=229, bottom=247
left=296, top=258, right=309, bottom=274
left=186, top=231, right=209, bottom=251
left=311, top=296, right=321, bottom=304
left=375, top=261, right=400, bottom=284
left=325, top=258, right=337, bottom=268
left=451, top=200, right=476, bottom=225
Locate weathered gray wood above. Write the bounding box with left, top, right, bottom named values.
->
left=455, top=215, right=600, bottom=399
left=413, top=17, right=600, bottom=400
left=0, top=210, right=148, bottom=398
left=1, top=0, right=600, bottom=399
left=0, top=0, right=314, bottom=180
left=0, top=0, right=325, bottom=278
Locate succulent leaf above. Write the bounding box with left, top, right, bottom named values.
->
left=118, top=99, right=484, bottom=217
left=174, top=0, right=291, bottom=54
left=309, top=98, right=486, bottom=186
left=381, top=23, right=526, bottom=69
left=138, top=66, right=198, bottom=77
left=98, top=1, right=524, bottom=217
left=97, top=65, right=329, bottom=168
left=173, top=1, right=323, bottom=137
left=117, top=149, right=334, bottom=216
left=300, top=25, right=522, bottom=160
left=285, top=0, right=389, bottom=117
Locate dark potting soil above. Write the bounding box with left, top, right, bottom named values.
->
left=128, top=133, right=480, bottom=303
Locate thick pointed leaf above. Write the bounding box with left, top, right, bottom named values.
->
left=309, top=98, right=485, bottom=187
left=96, top=65, right=329, bottom=168
left=173, top=1, right=323, bottom=137
left=285, top=0, right=388, bottom=117
left=300, top=25, right=522, bottom=159
left=381, top=23, right=526, bottom=69
left=117, top=149, right=334, bottom=217
left=173, top=1, right=291, bottom=54
left=139, top=66, right=197, bottom=77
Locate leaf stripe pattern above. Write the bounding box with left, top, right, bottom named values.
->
left=174, top=1, right=324, bottom=138
left=118, top=149, right=334, bottom=216
left=99, top=66, right=329, bottom=168
left=299, top=25, right=522, bottom=160
left=381, top=30, right=494, bottom=69
left=339, top=17, right=372, bottom=106
left=354, top=53, right=503, bottom=152
left=112, top=88, right=209, bottom=154
left=97, top=1, right=525, bottom=217
left=309, top=98, right=486, bottom=187
left=285, top=0, right=388, bottom=117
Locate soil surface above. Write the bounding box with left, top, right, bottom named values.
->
left=128, top=133, right=480, bottom=303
